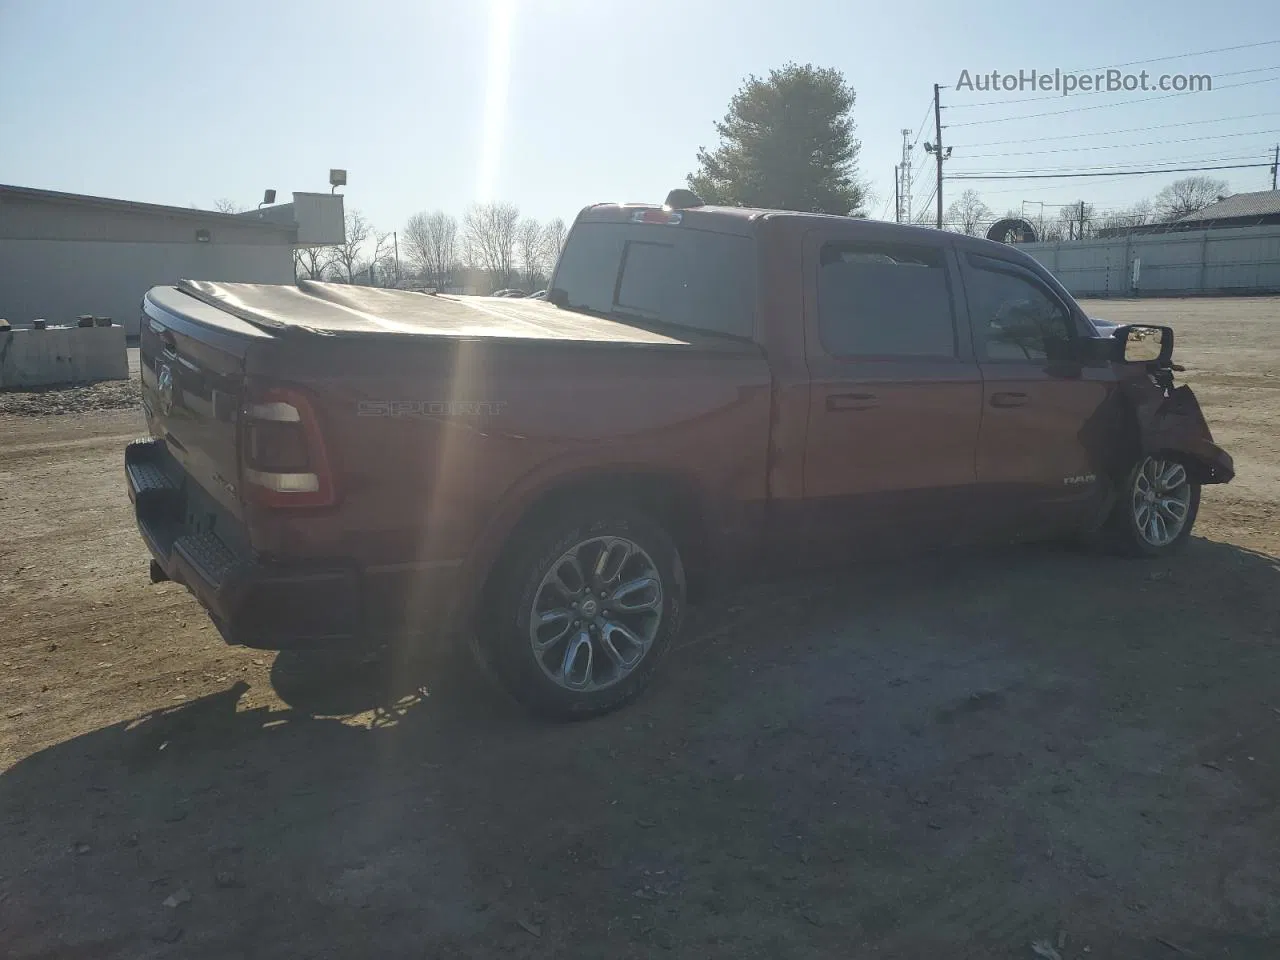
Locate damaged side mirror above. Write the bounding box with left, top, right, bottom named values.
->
left=1116, top=324, right=1174, bottom=366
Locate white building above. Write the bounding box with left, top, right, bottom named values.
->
left=0, top=185, right=344, bottom=337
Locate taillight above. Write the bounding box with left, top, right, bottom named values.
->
left=240, top=386, right=336, bottom=508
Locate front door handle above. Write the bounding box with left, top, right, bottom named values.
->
left=990, top=391, right=1029, bottom=408
left=827, top=392, right=879, bottom=411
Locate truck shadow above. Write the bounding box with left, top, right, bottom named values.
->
left=3, top=537, right=1279, bottom=957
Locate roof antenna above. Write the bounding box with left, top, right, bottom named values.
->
left=664, top=188, right=704, bottom=210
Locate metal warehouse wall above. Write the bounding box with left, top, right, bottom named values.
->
left=0, top=197, right=297, bottom=337
left=1016, top=225, right=1280, bottom=298
left=0, top=239, right=294, bottom=337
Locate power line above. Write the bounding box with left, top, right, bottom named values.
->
left=878, top=188, right=895, bottom=220
left=948, top=65, right=1280, bottom=109
left=1072, top=38, right=1280, bottom=74
left=967, top=167, right=1274, bottom=197
left=958, top=128, right=1279, bottom=159
left=948, top=161, right=1273, bottom=181
left=948, top=76, right=1280, bottom=128
left=950, top=151, right=1273, bottom=177
left=914, top=184, right=938, bottom=221
left=911, top=100, right=932, bottom=147
left=949, top=112, right=1280, bottom=148
left=910, top=151, right=931, bottom=187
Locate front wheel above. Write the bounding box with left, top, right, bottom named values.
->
left=480, top=505, right=686, bottom=720
left=1107, top=455, right=1200, bottom=557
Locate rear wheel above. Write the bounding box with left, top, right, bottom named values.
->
left=480, top=505, right=685, bottom=719
left=1108, top=455, right=1200, bottom=556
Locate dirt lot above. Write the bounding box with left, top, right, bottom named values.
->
left=2, top=298, right=1279, bottom=959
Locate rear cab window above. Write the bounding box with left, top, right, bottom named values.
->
left=550, top=217, right=756, bottom=339
left=817, top=240, right=959, bottom=358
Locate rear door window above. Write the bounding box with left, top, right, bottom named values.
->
left=552, top=220, right=755, bottom=338
left=817, top=241, right=958, bottom=358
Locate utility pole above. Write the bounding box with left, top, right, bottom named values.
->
left=894, top=165, right=901, bottom=222
left=923, top=83, right=951, bottom=229
left=1078, top=200, right=1087, bottom=241
left=1272, top=144, right=1278, bottom=191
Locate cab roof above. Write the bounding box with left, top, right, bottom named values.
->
left=580, top=200, right=975, bottom=246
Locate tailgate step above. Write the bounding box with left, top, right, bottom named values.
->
left=126, top=459, right=175, bottom=495
left=174, top=532, right=239, bottom=588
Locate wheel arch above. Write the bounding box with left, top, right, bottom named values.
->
left=449, top=463, right=717, bottom=640
left=1107, top=382, right=1235, bottom=490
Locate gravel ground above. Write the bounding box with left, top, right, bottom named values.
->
left=0, top=378, right=140, bottom=416
left=1, top=299, right=1278, bottom=959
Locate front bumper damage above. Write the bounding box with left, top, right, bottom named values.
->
left=1137, top=384, right=1234, bottom=485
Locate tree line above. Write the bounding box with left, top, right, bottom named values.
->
left=240, top=61, right=1240, bottom=291
left=286, top=62, right=867, bottom=291
left=944, top=175, right=1232, bottom=242
left=293, top=205, right=568, bottom=293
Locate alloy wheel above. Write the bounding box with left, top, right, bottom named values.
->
left=1132, top=456, right=1192, bottom=547
left=528, top=536, right=663, bottom=692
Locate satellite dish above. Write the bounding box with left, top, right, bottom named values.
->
left=987, top=218, right=1038, bottom=244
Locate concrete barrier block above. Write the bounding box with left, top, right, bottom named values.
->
left=0, top=323, right=129, bottom=389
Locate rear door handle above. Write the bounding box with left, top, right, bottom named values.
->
left=990, top=391, right=1029, bottom=408
left=827, top=392, right=879, bottom=411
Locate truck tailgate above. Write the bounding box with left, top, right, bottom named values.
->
left=139, top=286, right=272, bottom=522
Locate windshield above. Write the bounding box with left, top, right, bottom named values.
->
left=551, top=221, right=756, bottom=338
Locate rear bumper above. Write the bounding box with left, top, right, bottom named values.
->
left=126, top=438, right=365, bottom=649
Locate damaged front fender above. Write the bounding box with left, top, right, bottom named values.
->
left=1130, top=381, right=1234, bottom=485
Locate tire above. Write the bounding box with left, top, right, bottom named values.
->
left=1106, top=454, right=1201, bottom=557
left=480, top=504, right=686, bottom=720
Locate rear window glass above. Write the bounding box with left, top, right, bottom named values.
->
left=551, top=221, right=756, bottom=338
left=817, top=242, right=957, bottom=357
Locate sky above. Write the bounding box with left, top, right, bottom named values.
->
left=2, top=0, right=1279, bottom=242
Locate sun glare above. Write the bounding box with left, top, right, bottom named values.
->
left=475, top=0, right=515, bottom=203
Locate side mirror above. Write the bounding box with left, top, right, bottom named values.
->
left=1114, top=324, right=1174, bottom=365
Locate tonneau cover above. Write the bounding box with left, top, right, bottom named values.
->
left=174, top=279, right=688, bottom=344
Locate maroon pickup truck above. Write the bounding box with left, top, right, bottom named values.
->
left=127, top=191, right=1233, bottom=718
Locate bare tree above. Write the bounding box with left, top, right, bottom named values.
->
left=463, top=202, right=520, bottom=290
left=403, top=211, right=458, bottom=289
left=294, top=246, right=336, bottom=281
left=1095, top=198, right=1158, bottom=235
left=1015, top=206, right=1049, bottom=242
left=368, top=230, right=398, bottom=286
left=333, top=210, right=373, bottom=284
left=515, top=218, right=545, bottom=291
left=1057, top=201, right=1098, bottom=240
left=944, top=189, right=992, bottom=236
left=541, top=217, right=568, bottom=275
left=1036, top=210, right=1065, bottom=242
left=1154, top=176, right=1229, bottom=222
left=213, top=198, right=244, bottom=214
